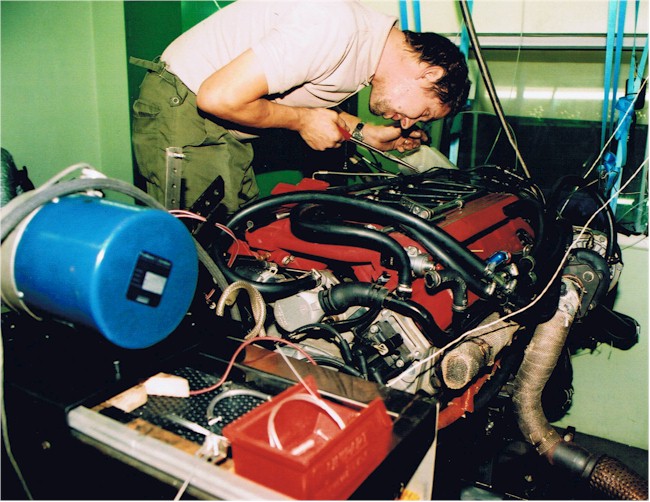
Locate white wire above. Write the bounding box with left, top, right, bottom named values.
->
left=172, top=448, right=204, bottom=501
left=277, top=347, right=320, bottom=400
left=620, top=233, right=649, bottom=250
left=387, top=156, right=649, bottom=389
left=267, top=394, right=346, bottom=451
left=311, top=170, right=397, bottom=180
left=270, top=350, right=347, bottom=450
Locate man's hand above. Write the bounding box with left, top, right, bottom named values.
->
left=296, top=108, right=349, bottom=151
left=366, top=123, right=428, bottom=152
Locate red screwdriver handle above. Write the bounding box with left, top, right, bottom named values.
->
left=337, top=125, right=352, bottom=141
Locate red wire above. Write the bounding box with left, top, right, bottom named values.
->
left=189, top=336, right=318, bottom=396
left=169, top=212, right=312, bottom=396
left=169, top=211, right=241, bottom=300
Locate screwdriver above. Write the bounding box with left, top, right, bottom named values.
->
left=337, top=125, right=420, bottom=174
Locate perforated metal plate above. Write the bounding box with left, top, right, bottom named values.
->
left=131, top=367, right=268, bottom=443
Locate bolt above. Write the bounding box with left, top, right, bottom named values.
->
left=113, top=360, right=121, bottom=380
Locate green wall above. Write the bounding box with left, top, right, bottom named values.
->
left=1, top=1, right=132, bottom=187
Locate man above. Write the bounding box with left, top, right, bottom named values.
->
left=131, top=0, right=470, bottom=213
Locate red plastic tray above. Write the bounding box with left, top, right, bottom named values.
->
left=222, top=376, right=393, bottom=499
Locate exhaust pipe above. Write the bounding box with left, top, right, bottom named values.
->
left=513, top=277, right=648, bottom=500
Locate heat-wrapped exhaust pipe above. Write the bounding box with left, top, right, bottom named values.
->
left=441, top=312, right=519, bottom=389
left=513, top=277, right=648, bottom=499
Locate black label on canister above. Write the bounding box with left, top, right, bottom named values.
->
left=126, top=251, right=172, bottom=307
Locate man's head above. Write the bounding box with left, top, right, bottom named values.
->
left=403, top=31, right=471, bottom=116
left=369, top=29, right=471, bottom=130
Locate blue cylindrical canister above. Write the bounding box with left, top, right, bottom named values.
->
left=11, top=195, right=198, bottom=349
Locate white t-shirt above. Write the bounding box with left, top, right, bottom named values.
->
left=162, top=0, right=396, bottom=110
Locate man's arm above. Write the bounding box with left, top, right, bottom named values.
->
left=197, top=48, right=425, bottom=153
left=197, top=49, right=347, bottom=151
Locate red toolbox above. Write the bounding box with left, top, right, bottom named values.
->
left=223, top=375, right=393, bottom=499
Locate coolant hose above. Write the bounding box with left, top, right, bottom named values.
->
left=212, top=248, right=320, bottom=301
left=227, top=191, right=496, bottom=299
left=425, top=268, right=468, bottom=311
left=318, top=282, right=447, bottom=344
left=290, top=203, right=414, bottom=294
left=513, top=277, right=648, bottom=499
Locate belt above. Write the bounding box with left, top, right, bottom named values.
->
left=129, top=56, right=188, bottom=105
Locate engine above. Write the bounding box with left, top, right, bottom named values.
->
left=205, top=164, right=649, bottom=499
left=210, top=165, right=621, bottom=424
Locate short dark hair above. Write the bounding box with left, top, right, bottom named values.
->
left=403, top=31, right=471, bottom=116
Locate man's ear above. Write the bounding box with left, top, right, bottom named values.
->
left=422, top=66, right=445, bottom=84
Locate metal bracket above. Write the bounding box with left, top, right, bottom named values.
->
left=165, top=147, right=184, bottom=209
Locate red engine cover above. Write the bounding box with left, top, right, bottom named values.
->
left=233, top=187, right=534, bottom=330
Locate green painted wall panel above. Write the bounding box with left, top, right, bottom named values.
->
left=1, top=1, right=131, bottom=186
left=92, top=1, right=133, bottom=184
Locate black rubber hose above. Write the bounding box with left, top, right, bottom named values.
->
left=329, top=306, right=381, bottom=333
left=211, top=245, right=319, bottom=301
left=319, top=282, right=389, bottom=314
left=383, top=295, right=451, bottom=344
left=547, top=175, right=584, bottom=215
left=290, top=203, right=414, bottom=292
left=399, top=224, right=509, bottom=305
left=227, top=191, right=495, bottom=299
left=424, top=269, right=468, bottom=311
left=309, top=356, right=364, bottom=378
left=318, top=282, right=447, bottom=345
left=288, top=322, right=354, bottom=367
left=354, top=347, right=369, bottom=379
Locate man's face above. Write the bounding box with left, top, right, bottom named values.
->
left=369, top=64, right=451, bottom=130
